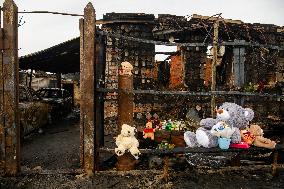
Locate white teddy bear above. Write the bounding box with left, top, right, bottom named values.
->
left=115, top=124, right=141, bottom=159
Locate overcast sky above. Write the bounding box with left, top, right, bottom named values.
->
left=1, top=0, right=283, bottom=56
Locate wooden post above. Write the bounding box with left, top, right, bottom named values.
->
left=0, top=5, right=5, bottom=168
left=232, top=40, right=245, bottom=105
left=232, top=40, right=245, bottom=88
left=2, top=0, right=20, bottom=175
left=211, top=20, right=219, bottom=118
left=180, top=46, right=187, bottom=88
left=79, top=18, right=84, bottom=168
left=162, top=156, right=170, bottom=182
left=80, top=3, right=97, bottom=173
left=272, top=151, right=278, bottom=177
left=29, top=69, right=33, bottom=88
left=95, top=35, right=105, bottom=147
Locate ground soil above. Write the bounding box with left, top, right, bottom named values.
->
left=0, top=113, right=284, bottom=188
left=19, top=114, right=79, bottom=170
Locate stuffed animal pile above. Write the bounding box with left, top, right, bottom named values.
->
left=115, top=124, right=141, bottom=159
left=184, top=102, right=276, bottom=149
left=184, top=102, right=251, bottom=148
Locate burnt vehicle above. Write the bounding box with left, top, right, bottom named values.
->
left=36, top=88, right=72, bottom=120
left=19, top=85, right=50, bottom=136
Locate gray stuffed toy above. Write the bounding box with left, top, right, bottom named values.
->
left=216, top=102, right=254, bottom=129
left=201, top=102, right=254, bottom=144
left=184, top=102, right=254, bottom=147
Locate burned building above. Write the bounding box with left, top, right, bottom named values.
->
left=19, top=13, right=284, bottom=131
left=97, top=13, right=284, bottom=130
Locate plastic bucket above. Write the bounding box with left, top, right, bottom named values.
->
left=218, top=137, right=231, bottom=149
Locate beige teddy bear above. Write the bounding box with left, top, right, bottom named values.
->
left=119, top=61, right=133, bottom=76
left=115, top=124, right=141, bottom=159
left=248, top=124, right=276, bottom=149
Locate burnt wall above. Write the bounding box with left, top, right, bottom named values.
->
left=102, top=13, right=156, bottom=133
left=183, top=46, right=207, bottom=91
left=101, top=13, right=283, bottom=135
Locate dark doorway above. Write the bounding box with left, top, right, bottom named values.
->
left=62, top=83, right=74, bottom=107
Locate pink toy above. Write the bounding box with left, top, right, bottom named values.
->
left=229, top=142, right=250, bottom=149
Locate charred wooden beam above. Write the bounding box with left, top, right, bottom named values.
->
left=95, top=35, right=105, bottom=147
left=0, top=5, right=4, bottom=169
left=80, top=2, right=96, bottom=173
left=79, top=18, right=84, bottom=168
left=180, top=47, right=186, bottom=88
left=2, top=0, right=20, bottom=176
left=272, top=151, right=278, bottom=177
left=155, top=52, right=178, bottom=55
left=211, top=20, right=219, bottom=118
left=0, top=28, right=3, bottom=50
left=153, top=29, right=184, bottom=35
left=56, top=73, right=61, bottom=89
left=97, top=30, right=284, bottom=50
left=96, top=19, right=155, bottom=25
left=28, top=70, right=33, bottom=88
left=232, top=41, right=245, bottom=87
left=96, top=88, right=284, bottom=99
left=100, top=145, right=284, bottom=155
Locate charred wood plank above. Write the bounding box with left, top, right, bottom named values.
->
left=97, top=30, right=284, bottom=50
left=96, top=19, right=155, bottom=25
left=96, top=88, right=284, bottom=99
left=0, top=6, right=4, bottom=168
left=211, top=20, right=219, bottom=117
left=100, top=145, right=284, bottom=155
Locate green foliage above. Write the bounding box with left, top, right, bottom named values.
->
left=243, top=82, right=257, bottom=92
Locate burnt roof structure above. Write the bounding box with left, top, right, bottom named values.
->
left=19, top=37, right=80, bottom=73
left=19, top=13, right=284, bottom=73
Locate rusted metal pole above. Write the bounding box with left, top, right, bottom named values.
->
left=116, top=64, right=135, bottom=171
left=117, top=74, right=133, bottom=130
left=211, top=20, right=219, bottom=118
left=80, top=2, right=96, bottom=173
left=2, top=0, right=20, bottom=176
